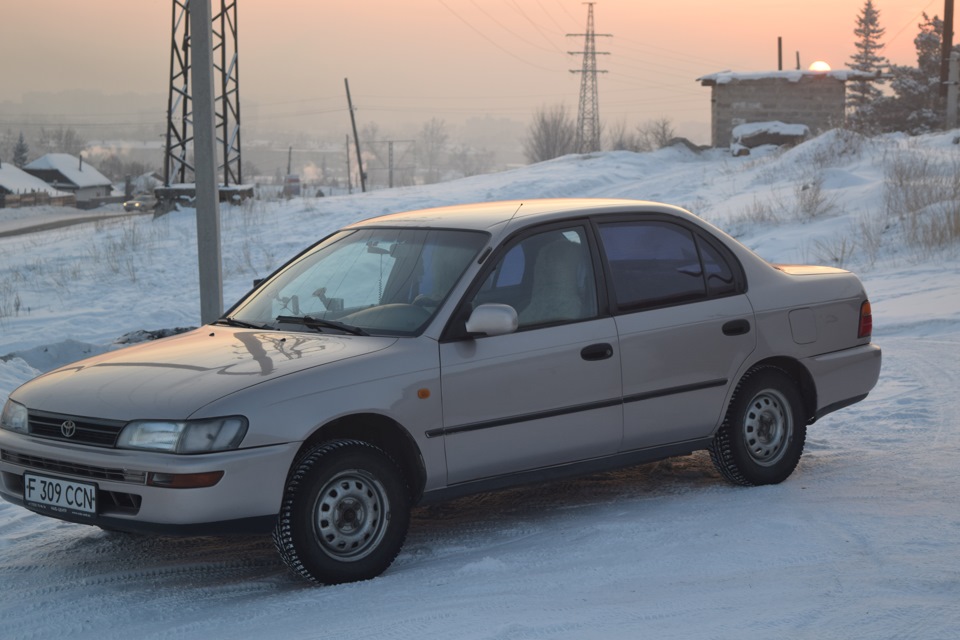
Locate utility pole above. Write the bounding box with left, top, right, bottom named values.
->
left=345, top=134, right=352, bottom=194
left=388, top=141, right=394, bottom=189
left=940, top=0, right=955, bottom=98
left=567, top=3, right=611, bottom=153
left=947, top=51, right=959, bottom=129
left=191, top=0, right=224, bottom=324
left=344, top=78, right=366, bottom=192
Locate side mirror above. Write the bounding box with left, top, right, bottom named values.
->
left=465, top=303, right=518, bottom=337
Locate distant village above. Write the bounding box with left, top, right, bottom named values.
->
left=0, top=151, right=157, bottom=210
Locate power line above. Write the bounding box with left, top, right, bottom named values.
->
left=507, top=0, right=568, bottom=54
left=468, top=0, right=562, bottom=54
left=886, top=0, right=939, bottom=46
left=438, top=0, right=566, bottom=73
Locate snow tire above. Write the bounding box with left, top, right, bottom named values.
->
left=709, top=366, right=807, bottom=486
left=273, top=439, right=410, bottom=585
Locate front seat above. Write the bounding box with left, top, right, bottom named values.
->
left=519, top=236, right=593, bottom=326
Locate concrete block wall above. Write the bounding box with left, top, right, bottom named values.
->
left=709, top=75, right=846, bottom=147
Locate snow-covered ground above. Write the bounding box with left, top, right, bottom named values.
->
left=1, top=131, right=958, bottom=639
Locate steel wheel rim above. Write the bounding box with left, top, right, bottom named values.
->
left=742, top=388, right=792, bottom=466
left=313, top=469, right=389, bottom=562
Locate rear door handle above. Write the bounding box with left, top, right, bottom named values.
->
left=581, top=343, right=614, bottom=361
left=722, top=319, right=751, bottom=336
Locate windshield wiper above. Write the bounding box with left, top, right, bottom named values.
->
left=275, top=315, right=369, bottom=336
left=215, top=317, right=265, bottom=329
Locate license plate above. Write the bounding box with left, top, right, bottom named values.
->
left=24, top=473, right=97, bottom=517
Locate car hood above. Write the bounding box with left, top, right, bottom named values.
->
left=14, top=327, right=397, bottom=421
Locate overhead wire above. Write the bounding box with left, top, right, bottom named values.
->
left=437, top=0, right=566, bottom=73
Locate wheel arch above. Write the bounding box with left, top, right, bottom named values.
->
left=294, top=413, right=426, bottom=503
left=742, top=356, right=817, bottom=423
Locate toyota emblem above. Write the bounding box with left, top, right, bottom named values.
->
left=60, top=420, right=77, bottom=438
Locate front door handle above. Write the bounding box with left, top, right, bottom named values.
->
left=722, top=319, right=751, bottom=336
left=581, top=343, right=614, bottom=361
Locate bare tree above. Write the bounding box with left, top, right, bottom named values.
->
left=38, top=126, right=87, bottom=156
left=635, top=117, right=675, bottom=152
left=523, top=104, right=577, bottom=163
left=607, top=119, right=639, bottom=151
left=448, top=145, right=495, bottom=178
left=416, top=117, right=449, bottom=184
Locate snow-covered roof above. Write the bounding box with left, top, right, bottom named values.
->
left=0, top=162, right=70, bottom=196
left=698, top=69, right=878, bottom=85
left=24, top=153, right=112, bottom=188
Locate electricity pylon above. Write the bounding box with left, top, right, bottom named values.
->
left=567, top=3, right=611, bottom=153
left=163, top=0, right=243, bottom=186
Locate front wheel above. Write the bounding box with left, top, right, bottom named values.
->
left=709, top=367, right=807, bottom=486
left=273, top=439, right=410, bottom=585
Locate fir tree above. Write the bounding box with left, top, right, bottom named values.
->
left=872, top=13, right=959, bottom=134
left=12, top=132, right=29, bottom=168
left=848, top=0, right=888, bottom=110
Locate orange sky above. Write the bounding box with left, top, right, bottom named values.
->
left=0, top=0, right=947, bottom=140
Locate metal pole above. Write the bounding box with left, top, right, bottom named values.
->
left=345, top=134, right=352, bottom=194
left=388, top=141, right=394, bottom=189
left=947, top=51, right=960, bottom=130
left=163, top=1, right=178, bottom=186
left=191, top=0, right=224, bottom=324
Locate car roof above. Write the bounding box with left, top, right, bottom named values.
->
left=345, top=198, right=695, bottom=232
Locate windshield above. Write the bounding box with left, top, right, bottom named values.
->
left=230, top=227, right=488, bottom=335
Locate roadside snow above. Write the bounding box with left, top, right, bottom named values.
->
left=1, top=130, right=958, bottom=639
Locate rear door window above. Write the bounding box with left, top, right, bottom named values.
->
left=599, top=221, right=707, bottom=310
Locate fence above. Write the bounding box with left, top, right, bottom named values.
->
left=0, top=191, right=77, bottom=209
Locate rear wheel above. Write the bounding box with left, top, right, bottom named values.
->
left=709, top=367, right=807, bottom=486
left=273, top=439, right=410, bottom=584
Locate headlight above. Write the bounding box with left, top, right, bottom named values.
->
left=117, top=417, right=247, bottom=454
left=0, top=399, right=29, bottom=434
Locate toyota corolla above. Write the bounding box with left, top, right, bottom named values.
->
left=0, top=198, right=881, bottom=584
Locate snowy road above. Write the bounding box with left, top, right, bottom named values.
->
left=2, top=333, right=957, bottom=640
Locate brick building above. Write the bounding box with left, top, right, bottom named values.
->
left=698, top=70, right=872, bottom=147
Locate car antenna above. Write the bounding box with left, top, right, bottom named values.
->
left=478, top=202, right=523, bottom=264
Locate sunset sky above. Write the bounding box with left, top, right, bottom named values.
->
left=0, top=0, right=949, bottom=140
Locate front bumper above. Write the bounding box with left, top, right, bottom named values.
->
left=0, top=429, right=299, bottom=535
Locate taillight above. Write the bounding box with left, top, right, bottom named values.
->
left=858, top=300, right=873, bottom=339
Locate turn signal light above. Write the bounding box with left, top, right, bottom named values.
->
left=858, top=300, right=873, bottom=339
left=147, top=471, right=224, bottom=488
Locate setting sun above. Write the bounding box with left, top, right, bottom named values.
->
left=809, top=60, right=832, bottom=72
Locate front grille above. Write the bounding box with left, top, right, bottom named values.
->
left=1, top=450, right=147, bottom=484
left=28, top=410, right=126, bottom=447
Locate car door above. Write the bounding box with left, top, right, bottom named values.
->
left=438, top=224, right=623, bottom=486
left=596, top=218, right=757, bottom=450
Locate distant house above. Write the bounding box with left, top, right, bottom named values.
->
left=24, top=153, right=113, bottom=205
left=697, top=70, right=874, bottom=148
left=0, top=161, right=75, bottom=208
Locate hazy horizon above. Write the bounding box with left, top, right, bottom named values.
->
left=1, top=1, right=935, bottom=142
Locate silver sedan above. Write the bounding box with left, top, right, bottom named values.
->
left=0, top=198, right=881, bottom=585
